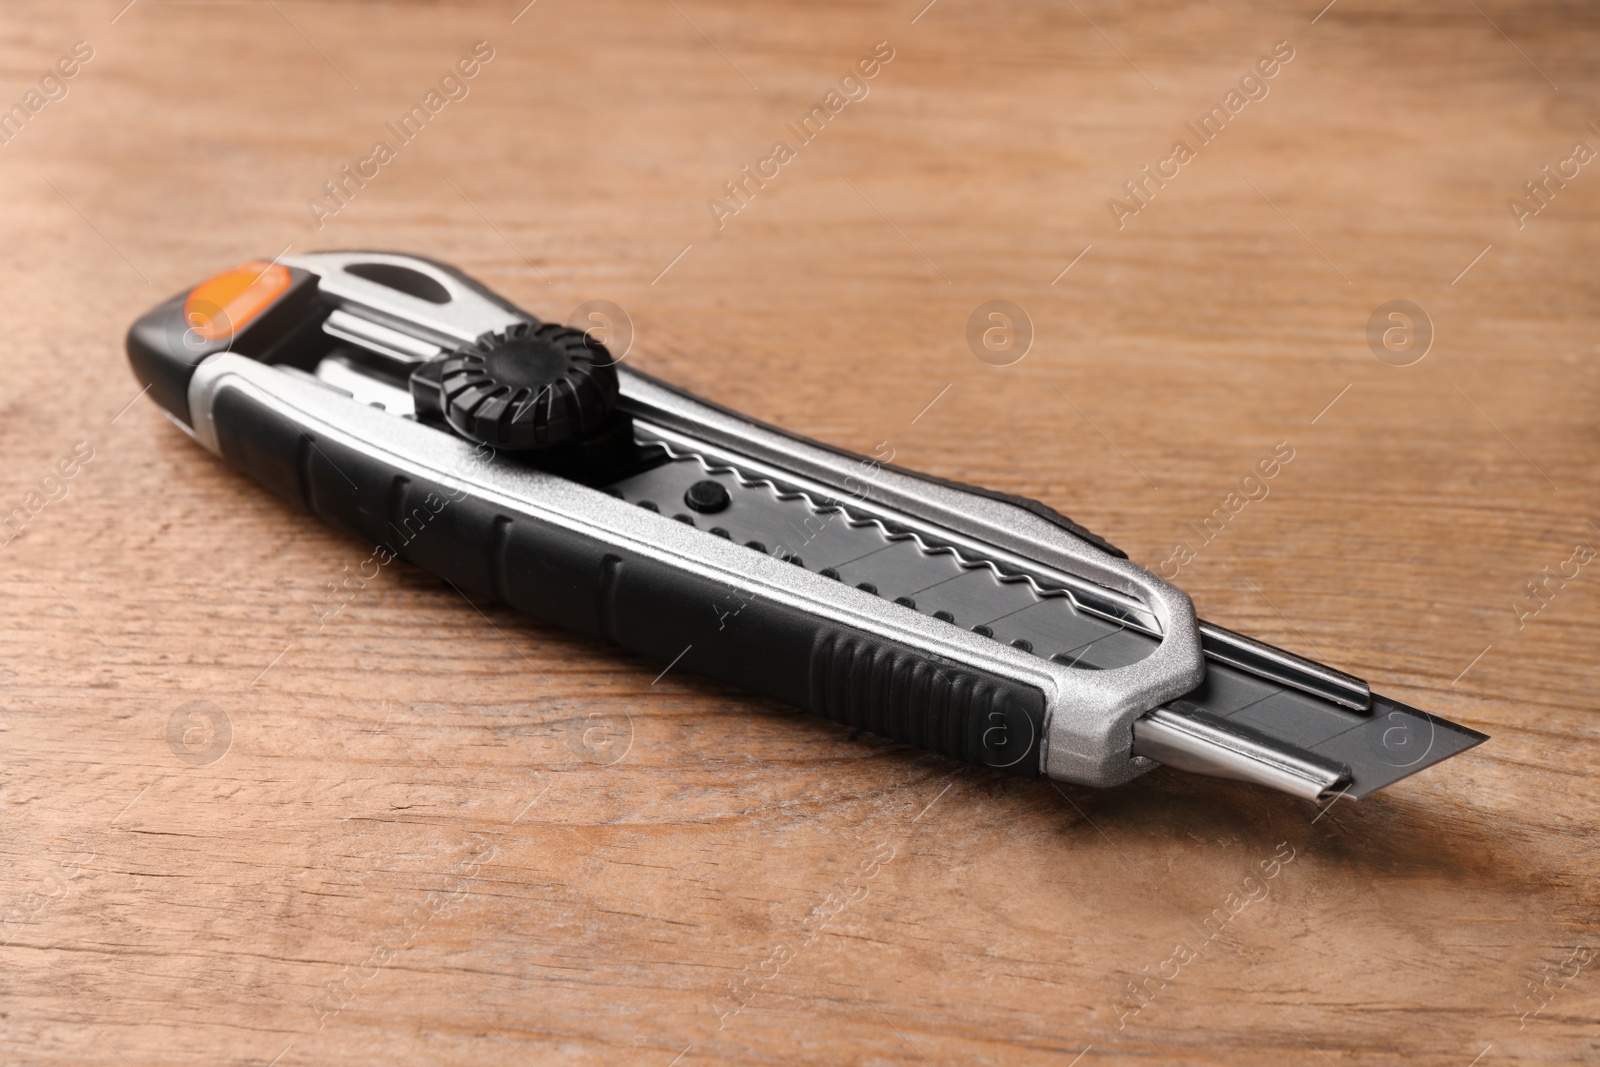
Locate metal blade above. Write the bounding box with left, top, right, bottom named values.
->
left=1158, top=655, right=1487, bottom=799
left=1290, top=691, right=1488, bottom=800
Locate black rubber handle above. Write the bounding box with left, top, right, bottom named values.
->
left=212, top=387, right=1048, bottom=775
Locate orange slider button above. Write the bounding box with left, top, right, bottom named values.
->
left=183, top=261, right=293, bottom=342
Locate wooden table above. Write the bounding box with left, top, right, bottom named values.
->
left=2, top=1, right=1595, bottom=1063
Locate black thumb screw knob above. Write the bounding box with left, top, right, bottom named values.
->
left=439, top=322, right=619, bottom=450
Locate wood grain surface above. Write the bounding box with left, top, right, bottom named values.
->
left=1, top=1, right=1596, bottom=1064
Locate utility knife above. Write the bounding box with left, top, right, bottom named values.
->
left=126, top=251, right=1486, bottom=803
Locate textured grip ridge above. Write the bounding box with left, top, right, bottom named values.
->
left=811, top=632, right=1043, bottom=771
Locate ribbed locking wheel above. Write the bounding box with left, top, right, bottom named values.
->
left=438, top=322, right=619, bottom=450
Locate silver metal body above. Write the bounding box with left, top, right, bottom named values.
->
left=1131, top=707, right=1346, bottom=801
left=172, top=251, right=1485, bottom=800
